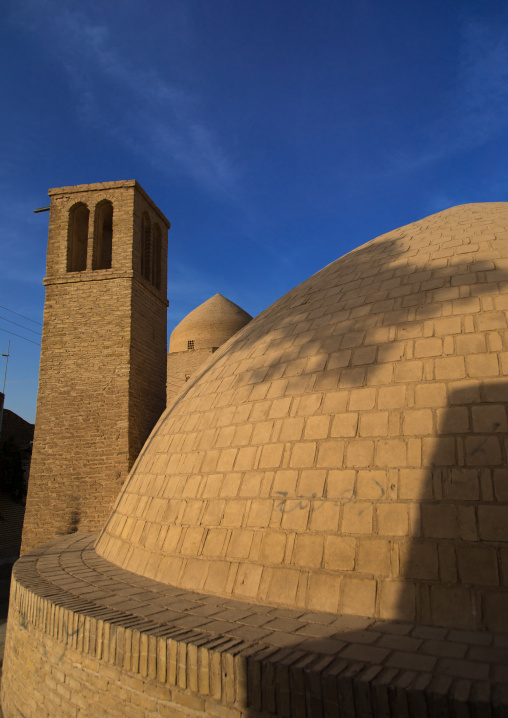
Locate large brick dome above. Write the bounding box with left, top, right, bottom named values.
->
left=97, top=203, right=508, bottom=632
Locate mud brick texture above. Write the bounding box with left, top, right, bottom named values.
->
left=21, top=181, right=169, bottom=554
left=8, top=201, right=508, bottom=717
left=3, top=533, right=508, bottom=718
left=96, top=203, right=508, bottom=630
left=167, top=295, right=252, bottom=406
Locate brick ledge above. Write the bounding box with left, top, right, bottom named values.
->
left=5, top=532, right=508, bottom=716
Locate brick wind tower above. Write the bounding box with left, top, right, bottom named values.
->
left=21, top=181, right=169, bottom=554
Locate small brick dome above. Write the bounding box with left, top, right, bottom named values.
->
left=168, top=294, right=252, bottom=353
left=97, top=203, right=508, bottom=632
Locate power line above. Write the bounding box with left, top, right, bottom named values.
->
left=0, top=315, right=42, bottom=336
left=0, top=304, right=42, bottom=326
left=0, top=327, right=40, bottom=346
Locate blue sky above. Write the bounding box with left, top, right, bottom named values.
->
left=1, top=0, right=508, bottom=423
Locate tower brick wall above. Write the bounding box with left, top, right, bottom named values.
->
left=21, top=180, right=169, bottom=554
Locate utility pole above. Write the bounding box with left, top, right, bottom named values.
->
left=0, top=340, right=10, bottom=436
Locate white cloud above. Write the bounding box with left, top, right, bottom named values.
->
left=13, top=1, right=238, bottom=196
left=384, top=17, right=508, bottom=178
left=456, top=19, right=508, bottom=143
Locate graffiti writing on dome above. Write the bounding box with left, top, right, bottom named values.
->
left=273, top=489, right=375, bottom=514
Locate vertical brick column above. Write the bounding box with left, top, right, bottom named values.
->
left=21, top=181, right=169, bottom=553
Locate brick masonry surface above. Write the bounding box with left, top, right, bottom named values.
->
left=167, top=295, right=252, bottom=406
left=97, top=203, right=508, bottom=630
left=168, top=295, right=252, bottom=354
left=21, top=181, right=169, bottom=554
left=167, top=348, right=216, bottom=407
left=2, top=533, right=508, bottom=717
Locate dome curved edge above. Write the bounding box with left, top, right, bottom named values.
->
left=97, top=203, right=508, bottom=631
left=169, top=294, right=252, bottom=353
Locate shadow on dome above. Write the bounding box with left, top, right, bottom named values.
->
left=97, top=205, right=508, bottom=638
left=395, top=378, right=508, bottom=633
left=7, top=205, right=508, bottom=717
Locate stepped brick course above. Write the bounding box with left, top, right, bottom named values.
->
left=6, top=201, right=508, bottom=717
left=3, top=533, right=508, bottom=717
left=97, top=203, right=508, bottom=630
